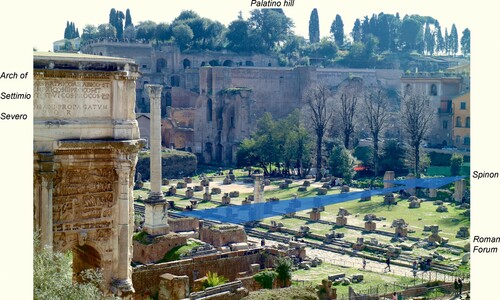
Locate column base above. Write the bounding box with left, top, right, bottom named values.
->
left=111, top=278, right=135, bottom=298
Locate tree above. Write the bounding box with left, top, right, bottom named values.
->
left=338, top=77, right=363, bottom=149
left=424, top=22, right=435, bottom=55
left=283, top=110, right=313, bottom=177
left=33, top=234, right=111, bottom=300
left=450, top=24, right=459, bottom=55
left=155, top=23, right=172, bottom=42
left=328, top=142, right=356, bottom=183
left=226, top=18, right=252, bottom=53
left=363, top=87, right=389, bottom=176
left=109, top=8, right=125, bottom=39
left=400, top=87, right=434, bottom=177
left=249, top=9, right=294, bottom=52
left=308, top=8, right=320, bottom=43
left=81, top=24, right=98, bottom=41
left=379, top=139, right=406, bottom=174
left=172, top=23, right=194, bottom=51
left=461, top=28, right=470, bottom=56
left=450, top=153, right=464, bottom=176
left=435, top=23, right=445, bottom=54
left=125, top=8, right=133, bottom=28
left=304, top=84, right=334, bottom=181
left=444, top=28, right=450, bottom=55
left=330, top=14, right=344, bottom=46
left=351, top=18, right=362, bottom=43
left=136, top=20, right=157, bottom=41
left=274, top=256, right=293, bottom=288
left=64, top=21, right=79, bottom=39
left=97, top=23, right=117, bottom=39
left=400, top=16, right=423, bottom=51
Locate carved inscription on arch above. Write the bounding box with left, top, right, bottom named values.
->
left=34, top=80, right=111, bottom=118
left=53, top=167, right=116, bottom=232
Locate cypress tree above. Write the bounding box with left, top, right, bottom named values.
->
left=125, top=8, right=133, bottom=28
left=308, top=8, right=320, bottom=43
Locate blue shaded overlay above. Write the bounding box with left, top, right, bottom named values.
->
left=178, top=176, right=465, bottom=224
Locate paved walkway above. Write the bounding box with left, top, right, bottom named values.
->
left=249, top=237, right=458, bottom=282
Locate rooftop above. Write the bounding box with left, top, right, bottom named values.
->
left=33, top=51, right=138, bottom=72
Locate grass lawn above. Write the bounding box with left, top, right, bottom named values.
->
left=318, top=195, right=469, bottom=247
left=292, top=262, right=414, bottom=297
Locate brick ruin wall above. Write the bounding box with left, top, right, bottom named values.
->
left=199, top=225, right=248, bottom=248
left=132, top=248, right=280, bottom=299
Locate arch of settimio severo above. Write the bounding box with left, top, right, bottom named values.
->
left=33, top=52, right=144, bottom=298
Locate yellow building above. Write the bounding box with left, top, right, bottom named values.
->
left=452, top=92, right=470, bottom=150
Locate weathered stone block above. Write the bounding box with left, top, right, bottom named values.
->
left=158, top=273, right=189, bottom=300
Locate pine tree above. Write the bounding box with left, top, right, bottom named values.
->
left=308, top=8, right=320, bottom=43
left=330, top=14, right=344, bottom=46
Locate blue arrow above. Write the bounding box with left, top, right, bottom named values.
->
left=178, top=176, right=465, bottom=223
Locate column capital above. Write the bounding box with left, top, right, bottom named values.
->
left=145, top=84, right=163, bottom=99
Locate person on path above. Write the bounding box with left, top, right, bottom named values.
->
left=454, top=279, right=459, bottom=295
left=385, top=256, right=391, bottom=272
left=458, top=278, right=463, bottom=296
left=392, top=292, right=397, bottom=300
left=362, top=257, right=366, bottom=269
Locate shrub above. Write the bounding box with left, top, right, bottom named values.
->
left=254, top=270, right=278, bottom=289
left=203, top=271, right=228, bottom=289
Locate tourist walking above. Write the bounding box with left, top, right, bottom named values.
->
left=458, top=278, right=463, bottom=296
left=362, top=257, right=366, bottom=269
left=454, top=279, right=459, bottom=295
left=392, top=292, right=397, bottom=300
left=384, top=256, right=391, bottom=272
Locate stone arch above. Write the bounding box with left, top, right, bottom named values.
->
left=216, top=144, right=224, bottom=163
left=72, top=243, right=102, bottom=282
left=223, top=60, right=234, bottom=67
left=245, top=61, right=254, bottom=66
left=209, top=60, right=220, bottom=66
left=171, top=75, right=180, bottom=87
left=156, top=58, right=167, bottom=73
left=207, top=98, right=213, bottom=122
left=183, top=58, right=191, bottom=69
left=201, top=61, right=207, bottom=67
left=204, top=142, right=213, bottom=163
left=430, top=84, right=437, bottom=96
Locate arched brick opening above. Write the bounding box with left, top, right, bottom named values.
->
left=72, top=244, right=101, bottom=282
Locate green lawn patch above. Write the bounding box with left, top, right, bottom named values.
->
left=158, top=240, right=202, bottom=263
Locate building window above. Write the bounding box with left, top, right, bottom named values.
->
left=430, top=84, right=437, bottom=96
left=463, top=137, right=470, bottom=145
left=455, top=116, right=462, bottom=127
left=460, top=102, right=466, bottom=110
left=207, top=99, right=213, bottom=122
left=442, top=120, right=448, bottom=129
left=465, top=117, right=470, bottom=128
left=455, top=135, right=461, bottom=145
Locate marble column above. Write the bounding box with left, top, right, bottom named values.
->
left=253, top=174, right=264, bottom=203
left=38, top=153, right=55, bottom=250
left=143, top=84, right=169, bottom=235
left=112, top=162, right=135, bottom=295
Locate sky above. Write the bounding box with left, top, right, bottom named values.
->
left=30, top=0, right=472, bottom=52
